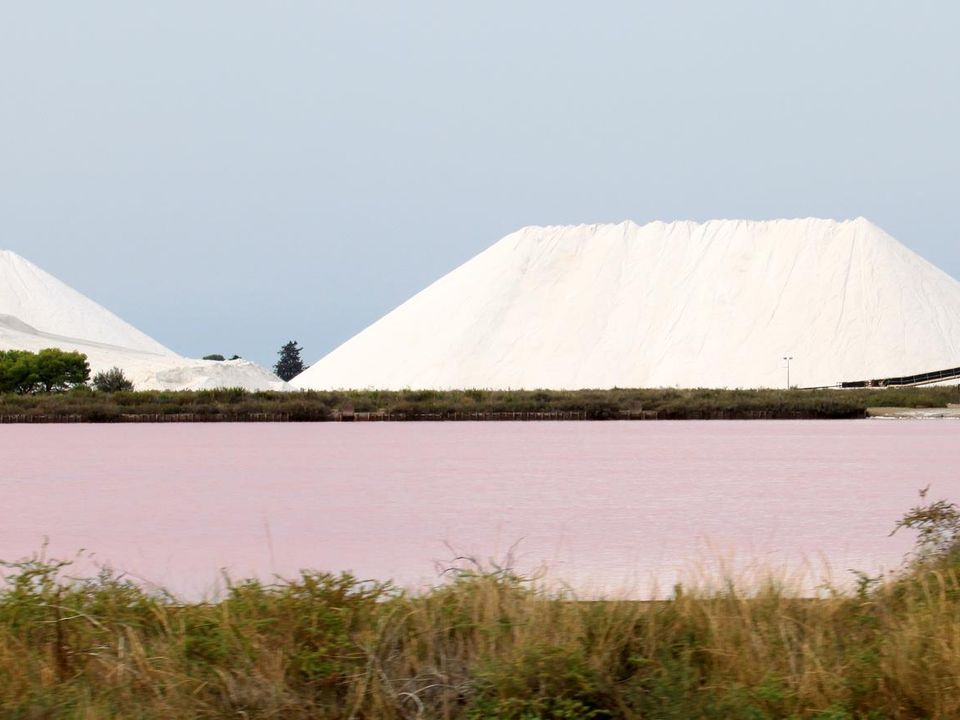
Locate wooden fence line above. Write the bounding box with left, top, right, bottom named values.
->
left=334, top=410, right=660, bottom=421
left=0, top=413, right=291, bottom=424
left=0, top=408, right=859, bottom=424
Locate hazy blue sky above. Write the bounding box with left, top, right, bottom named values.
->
left=1, top=2, right=958, bottom=366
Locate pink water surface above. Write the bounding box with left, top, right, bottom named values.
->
left=1, top=421, right=958, bottom=597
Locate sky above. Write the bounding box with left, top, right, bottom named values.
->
left=1, top=2, right=958, bottom=367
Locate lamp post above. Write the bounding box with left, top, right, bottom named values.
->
left=783, top=356, right=794, bottom=389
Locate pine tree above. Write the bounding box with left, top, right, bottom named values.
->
left=274, top=341, right=307, bottom=381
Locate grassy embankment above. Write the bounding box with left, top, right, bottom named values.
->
left=2, top=496, right=960, bottom=718
left=0, top=384, right=958, bottom=421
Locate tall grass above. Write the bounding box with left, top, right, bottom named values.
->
left=1, top=384, right=958, bottom=421
left=4, top=498, right=960, bottom=719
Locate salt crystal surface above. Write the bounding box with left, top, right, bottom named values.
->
left=294, top=218, right=960, bottom=389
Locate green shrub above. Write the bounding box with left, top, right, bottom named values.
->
left=92, top=367, right=135, bottom=393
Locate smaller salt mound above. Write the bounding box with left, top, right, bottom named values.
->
left=150, top=359, right=289, bottom=392
left=0, top=253, right=288, bottom=392
left=0, top=250, right=174, bottom=356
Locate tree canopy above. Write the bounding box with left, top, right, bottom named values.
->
left=274, top=341, right=307, bottom=382
left=0, top=348, right=91, bottom=393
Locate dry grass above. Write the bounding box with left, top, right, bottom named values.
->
left=4, top=495, right=959, bottom=718
left=1, top=551, right=960, bottom=719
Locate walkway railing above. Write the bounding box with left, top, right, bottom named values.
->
left=839, top=365, right=960, bottom=389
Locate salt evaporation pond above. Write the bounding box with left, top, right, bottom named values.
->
left=2, top=421, right=958, bottom=597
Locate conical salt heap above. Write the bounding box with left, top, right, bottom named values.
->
left=0, top=250, right=288, bottom=391
left=293, top=218, right=960, bottom=390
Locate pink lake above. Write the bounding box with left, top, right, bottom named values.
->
left=1, top=420, right=958, bottom=597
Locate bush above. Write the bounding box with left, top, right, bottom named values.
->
left=891, top=487, right=960, bottom=567
left=91, top=367, right=135, bottom=393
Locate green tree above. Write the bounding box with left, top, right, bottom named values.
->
left=274, top=341, right=307, bottom=381
left=0, top=349, right=89, bottom=393
left=0, top=350, right=40, bottom=393
left=92, top=367, right=135, bottom=392
left=203, top=354, right=226, bottom=361
left=34, top=349, right=90, bottom=392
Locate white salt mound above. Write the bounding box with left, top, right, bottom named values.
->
left=0, top=251, right=288, bottom=391
left=0, top=250, right=174, bottom=356
left=292, top=218, right=960, bottom=390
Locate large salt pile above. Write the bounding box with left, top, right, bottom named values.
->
left=0, top=250, right=288, bottom=391
left=293, top=218, right=960, bottom=390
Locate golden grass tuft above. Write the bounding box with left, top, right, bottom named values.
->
left=0, top=551, right=959, bottom=719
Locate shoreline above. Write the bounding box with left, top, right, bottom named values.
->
left=5, top=411, right=955, bottom=423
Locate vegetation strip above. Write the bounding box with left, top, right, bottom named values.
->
left=1, top=495, right=959, bottom=718
left=0, top=385, right=959, bottom=422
